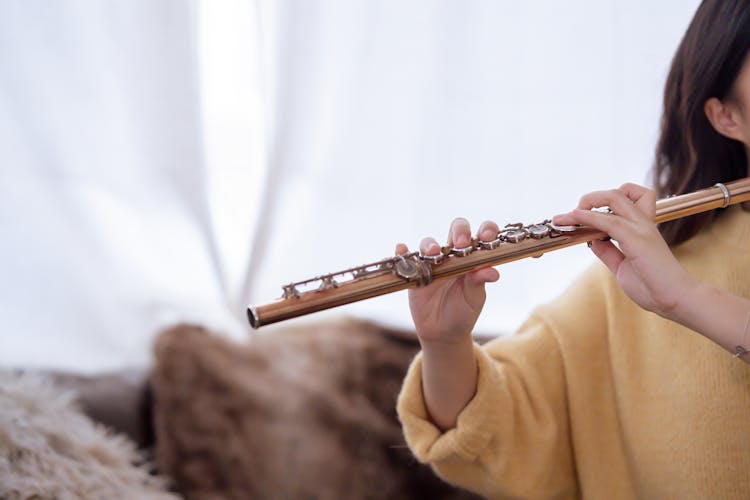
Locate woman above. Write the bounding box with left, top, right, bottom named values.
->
left=396, top=1, right=750, bottom=498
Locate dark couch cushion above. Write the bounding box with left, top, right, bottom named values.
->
left=151, top=319, right=481, bottom=499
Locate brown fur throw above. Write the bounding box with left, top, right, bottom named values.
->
left=0, top=371, right=178, bottom=500
left=152, top=319, right=481, bottom=499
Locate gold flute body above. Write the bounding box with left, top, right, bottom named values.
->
left=248, top=178, right=750, bottom=329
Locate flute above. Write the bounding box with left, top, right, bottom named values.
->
left=248, top=178, right=750, bottom=329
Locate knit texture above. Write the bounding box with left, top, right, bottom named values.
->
left=398, top=206, right=750, bottom=499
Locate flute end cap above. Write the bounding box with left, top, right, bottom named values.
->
left=247, top=306, right=260, bottom=329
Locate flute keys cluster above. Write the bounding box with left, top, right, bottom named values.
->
left=277, top=219, right=570, bottom=299
left=438, top=219, right=564, bottom=259
left=280, top=253, right=420, bottom=299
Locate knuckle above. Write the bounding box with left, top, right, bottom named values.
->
left=609, top=188, right=625, bottom=200
left=579, top=190, right=611, bottom=209
left=633, top=225, right=649, bottom=240
left=608, top=216, right=623, bottom=230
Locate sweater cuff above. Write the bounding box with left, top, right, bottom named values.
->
left=397, top=342, right=507, bottom=463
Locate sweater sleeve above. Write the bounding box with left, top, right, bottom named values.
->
left=397, top=264, right=611, bottom=499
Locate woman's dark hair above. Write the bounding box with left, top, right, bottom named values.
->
left=654, top=0, right=750, bottom=246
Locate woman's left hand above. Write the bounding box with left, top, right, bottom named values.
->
left=552, top=183, right=695, bottom=318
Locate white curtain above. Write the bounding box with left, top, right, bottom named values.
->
left=0, top=0, right=702, bottom=372
left=0, top=1, right=246, bottom=373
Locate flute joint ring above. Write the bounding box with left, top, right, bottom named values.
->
left=715, top=182, right=731, bottom=208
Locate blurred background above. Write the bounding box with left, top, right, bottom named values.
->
left=0, top=0, right=701, bottom=373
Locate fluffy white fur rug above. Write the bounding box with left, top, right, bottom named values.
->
left=0, top=371, right=178, bottom=499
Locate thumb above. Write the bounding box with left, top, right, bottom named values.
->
left=462, top=267, right=499, bottom=305
left=465, top=266, right=500, bottom=287
left=589, top=239, right=625, bottom=275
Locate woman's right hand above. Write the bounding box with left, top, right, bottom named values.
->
left=395, top=218, right=501, bottom=345
left=552, top=183, right=694, bottom=318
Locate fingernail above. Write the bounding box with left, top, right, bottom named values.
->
left=455, top=235, right=469, bottom=247
left=428, top=242, right=440, bottom=253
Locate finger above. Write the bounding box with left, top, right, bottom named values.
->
left=589, top=239, right=625, bottom=275
left=448, top=217, right=472, bottom=248
left=565, top=208, right=632, bottom=242
left=395, top=243, right=409, bottom=255
left=576, top=189, right=643, bottom=222
left=618, top=183, right=657, bottom=219
left=552, top=209, right=607, bottom=229
left=419, top=237, right=441, bottom=256
left=551, top=211, right=578, bottom=226
left=477, top=220, right=500, bottom=242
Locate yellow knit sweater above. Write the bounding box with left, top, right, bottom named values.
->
left=397, top=205, right=750, bottom=499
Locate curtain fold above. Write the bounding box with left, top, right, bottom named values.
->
left=0, top=0, right=246, bottom=372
